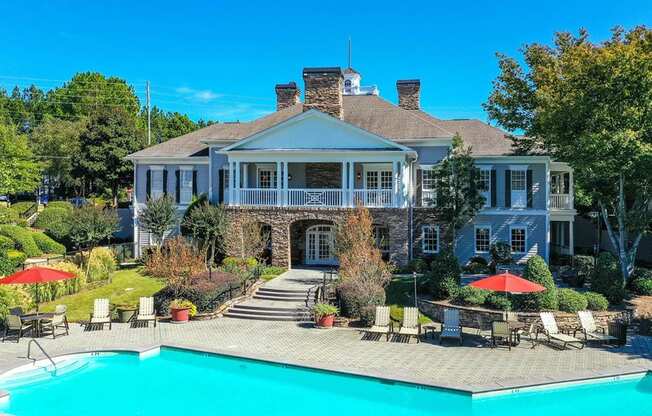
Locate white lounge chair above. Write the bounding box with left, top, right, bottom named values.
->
left=135, top=297, right=157, bottom=327
left=575, top=311, right=617, bottom=343
left=539, top=312, right=583, bottom=349
left=440, top=308, right=463, bottom=345
left=398, top=307, right=421, bottom=343
left=362, top=306, right=392, bottom=341
left=89, top=298, right=112, bottom=330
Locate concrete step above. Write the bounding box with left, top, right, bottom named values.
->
left=232, top=304, right=309, bottom=313
left=223, top=311, right=309, bottom=321
left=252, top=294, right=308, bottom=302
left=228, top=307, right=305, bottom=317
left=257, top=287, right=309, bottom=294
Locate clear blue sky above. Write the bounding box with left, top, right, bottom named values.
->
left=1, top=1, right=650, bottom=123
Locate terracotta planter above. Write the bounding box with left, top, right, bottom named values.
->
left=315, top=314, right=335, bottom=328
left=170, top=307, right=190, bottom=323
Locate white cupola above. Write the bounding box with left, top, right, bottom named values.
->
left=342, top=67, right=379, bottom=96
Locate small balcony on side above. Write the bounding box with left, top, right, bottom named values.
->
left=550, top=165, right=574, bottom=211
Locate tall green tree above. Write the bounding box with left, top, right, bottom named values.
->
left=73, top=108, right=145, bottom=204
left=0, top=124, right=41, bottom=195
left=183, top=201, right=228, bottom=266
left=139, top=195, right=178, bottom=247
left=484, top=26, right=652, bottom=281
left=432, top=134, right=485, bottom=249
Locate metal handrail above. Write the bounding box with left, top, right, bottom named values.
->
left=27, top=339, right=57, bottom=375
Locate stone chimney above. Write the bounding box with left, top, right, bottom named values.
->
left=302, top=67, right=343, bottom=119
left=396, top=79, right=421, bottom=110
left=275, top=82, right=300, bottom=111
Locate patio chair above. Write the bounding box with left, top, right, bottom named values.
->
left=397, top=307, right=421, bottom=343
left=134, top=297, right=157, bottom=327
left=439, top=308, right=463, bottom=345
left=89, top=298, right=112, bottom=330
left=504, top=311, right=518, bottom=322
left=2, top=314, right=33, bottom=342
left=475, top=316, right=491, bottom=342
left=9, top=307, right=24, bottom=316
left=539, top=312, right=584, bottom=349
left=491, top=321, right=511, bottom=350
left=362, top=306, right=392, bottom=341
left=40, top=305, right=69, bottom=339
left=575, top=310, right=617, bottom=343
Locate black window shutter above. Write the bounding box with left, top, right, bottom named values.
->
left=218, top=169, right=225, bottom=203
left=416, top=169, right=422, bottom=207
left=146, top=169, right=151, bottom=199
left=162, top=169, right=168, bottom=196
left=470, top=168, right=477, bottom=195
left=505, top=170, right=511, bottom=208
left=490, top=169, right=497, bottom=207
left=563, top=172, right=570, bottom=194
left=192, top=170, right=198, bottom=196
left=526, top=169, right=533, bottom=208
left=175, top=170, right=180, bottom=204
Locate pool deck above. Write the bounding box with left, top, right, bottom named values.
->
left=1, top=316, right=651, bottom=393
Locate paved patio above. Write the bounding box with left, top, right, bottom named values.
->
left=1, top=316, right=651, bottom=393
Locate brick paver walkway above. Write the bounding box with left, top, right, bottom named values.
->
left=1, top=316, right=650, bottom=393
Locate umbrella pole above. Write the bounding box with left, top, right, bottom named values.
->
left=413, top=272, right=418, bottom=308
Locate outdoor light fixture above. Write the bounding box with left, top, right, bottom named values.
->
left=288, top=174, right=293, bottom=181
left=357, top=172, right=362, bottom=180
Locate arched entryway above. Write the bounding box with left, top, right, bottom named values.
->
left=290, top=219, right=337, bottom=267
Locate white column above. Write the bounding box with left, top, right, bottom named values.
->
left=234, top=161, right=241, bottom=206
left=276, top=161, right=282, bottom=206
left=229, top=161, right=235, bottom=205
left=242, top=163, right=248, bottom=188
left=341, top=161, right=347, bottom=207
left=283, top=161, right=289, bottom=206
left=569, top=171, right=574, bottom=210
left=348, top=161, right=355, bottom=207
left=392, top=161, right=398, bottom=207
left=569, top=219, right=575, bottom=256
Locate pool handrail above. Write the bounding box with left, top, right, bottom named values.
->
left=27, top=339, right=57, bottom=375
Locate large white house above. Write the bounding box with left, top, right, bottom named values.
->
left=126, top=67, right=576, bottom=268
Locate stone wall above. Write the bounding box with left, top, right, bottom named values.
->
left=303, top=67, right=343, bottom=119
left=224, top=207, right=410, bottom=268
left=417, top=298, right=627, bottom=329
left=396, top=79, right=421, bottom=110
left=305, top=163, right=342, bottom=188
left=275, top=82, right=300, bottom=111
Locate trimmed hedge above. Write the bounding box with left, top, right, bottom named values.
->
left=485, top=292, right=512, bottom=311
left=453, top=286, right=488, bottom=306
left=0, top=236, right=14, bottom=251
left=520, top=255, right=558, bottom=311
left=7, top=250, right=27, bottom=269
left=557, top=288, right=588, bottom=313
left=45, top=201, right=74, bottom=211
left=592, top=252, right=625, bottom=304
left=584, top=291, right=609, bottom=311
left=33, top=207, right=72, bottom=241
left=31, top=232, right=66, bottom=254
left=0, top=208, right=19, bottom=225
left=9, top=202, right=35, bottom=216
left=0, top=250, right=13, bottom=276
left=154, top=270, right=240, bottom=315
left=0, top=225, right=42, bottom=257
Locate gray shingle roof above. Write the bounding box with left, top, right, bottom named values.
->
left=127, top=96, right=515, bottom=159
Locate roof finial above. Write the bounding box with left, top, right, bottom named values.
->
left=348, top=36, right=352, bottom=69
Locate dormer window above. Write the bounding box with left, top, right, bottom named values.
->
left=344, top=79, right=352, bottom=88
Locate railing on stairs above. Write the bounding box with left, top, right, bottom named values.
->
left=27, top=339, right=57, bottom=375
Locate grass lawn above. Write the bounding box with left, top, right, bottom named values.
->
left=385, top=275, right=432, bottom=324
left=40, top=268, right=165, bottom=322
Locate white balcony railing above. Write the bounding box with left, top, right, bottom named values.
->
left=550, top=194, right=572, bottom=210
left=232, top=188, right=396, bottom=208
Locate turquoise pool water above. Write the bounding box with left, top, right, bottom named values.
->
left=0, top=348, right=650, bottom=415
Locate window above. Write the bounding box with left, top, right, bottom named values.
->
left=365, top=171, right=378, bottom=189
left=421, top=225, right=439, bottom=254
left=477, top=168, right=491, bottom=207
left=180, top=168, right=193, bottom=204
left=373, top=225, right=390, bottom=254
left=511, top=169, right=527, bottom=208
left=150, top=167, right=164, bottom=200
left=257, top=166, right=276, bottom=189
left=510, top=227, right=527, bottom=254
left=475, top=226, right=491, bottom=253
left=421, top=169, right=436, bottom=207
left=380, top=171, right=392, bottom=190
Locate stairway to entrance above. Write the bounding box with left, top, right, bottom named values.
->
left=224, top=268, right=330, bottom=322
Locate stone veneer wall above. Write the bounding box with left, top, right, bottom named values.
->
left=396, top=80, right=421, bottom=110
left=224, top=207, right=410, bottom=268
left=305, top=163, right=342, bottom=188
left=417, top=299, right=627, bottom=329
left=303, top=69, right=343, bottom=119
left=275, top=82, right=300, bottom=111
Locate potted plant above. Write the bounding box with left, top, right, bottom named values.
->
left=169, top=299, right=197, bottom=324
left=114, top=302, right=138, bottom=323
left=313, top=303, right=339, bottom=328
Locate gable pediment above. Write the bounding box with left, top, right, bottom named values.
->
left=222, top=110, right=410, bottom=152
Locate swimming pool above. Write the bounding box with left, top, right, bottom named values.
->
left=0, top=348, right=650, bottom=415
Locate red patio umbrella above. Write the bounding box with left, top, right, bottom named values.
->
left=0, top=267, right=76, bottom=312
left=469, top=271, right=545, bottom=294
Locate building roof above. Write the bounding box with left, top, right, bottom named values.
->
left=127, top=95, right=515, bottom=159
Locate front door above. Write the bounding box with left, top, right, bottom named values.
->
left=305, top=225, right=337, bottom=265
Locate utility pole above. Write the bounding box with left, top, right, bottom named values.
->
left=146, top=80, right=151, bottom=145
left=348, top=37, right=352, bottom=68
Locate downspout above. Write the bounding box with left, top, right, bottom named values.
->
left=407, top=154, right=417, bottom=262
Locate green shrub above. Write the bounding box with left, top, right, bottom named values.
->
left=464, top=260, right=491, bottom=274
left=261, top=266, right=286, bottom=276
left=490, top=241, right=513, bottom=268
left=0, top=236, right=14, bottom=251
left=46, top=201, right=74, bottom=211
left=453, top=286, right=488, bottom=306
left=0, top=208, right=19, bottom=225
left=0, top=250, right=14, bottom=276
left=592, top=252, right=625, bottom=304
left=6, top=250, right=27, bottom=269
left=9, top=202, right=35, bottom=216
left=557, top=288, right=588, bottom=312
left=0, top=225, right=42, bottom=257
left=484, top=293, right=512, bottom=311
left=87, top=247, right=117, bottom=282
left=426, top=250, right=461, bottom=300
left=573, top=255, right=595, bottom=286
left=339, top=283, right=386, bottom=318
left=631, top=278, right=652, bottom=296
left=31, top=232, right=66, bottom=254
left=34, top=207, right=72, bottom=241
left=519, top=255, right=558, bottom=311
left=407, top=258, right=429, bottom=274
left=312, top=303, right=339, bottom=319
left=584, top=291, right=609, bottom=311
left=0, top=286, right=34, bottom=319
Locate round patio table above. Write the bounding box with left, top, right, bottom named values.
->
left=507, top=321, right=527, bottom=345
left=20, top=313, right=54, bottom=337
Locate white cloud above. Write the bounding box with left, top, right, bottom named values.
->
left=175, top=86, right=221, bottom=102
